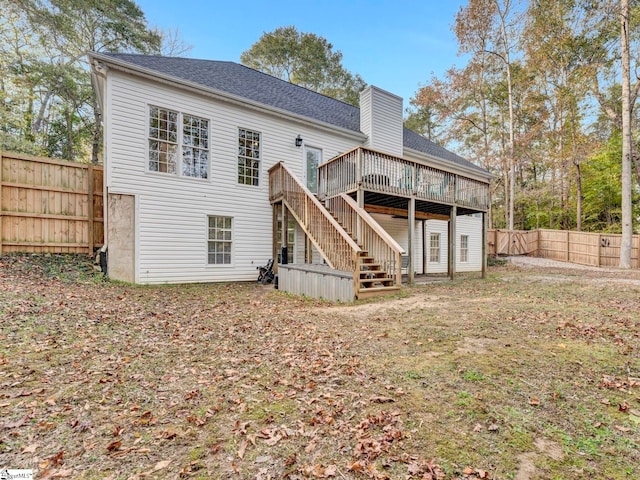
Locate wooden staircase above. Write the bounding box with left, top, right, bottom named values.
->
left=269, top=162, right=404, bottom=300
left=356, top=251, right=400, bottom=299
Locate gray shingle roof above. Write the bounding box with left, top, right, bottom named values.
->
left=99, top=53, right=488, bottom=177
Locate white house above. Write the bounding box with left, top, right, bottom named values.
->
left=89, top=53, right=491, bottom=300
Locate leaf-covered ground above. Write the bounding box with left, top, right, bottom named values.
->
left=1, top=254, right=639, bottom=479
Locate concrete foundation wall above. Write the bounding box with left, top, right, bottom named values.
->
left=107, top=192, right=135, bottom=283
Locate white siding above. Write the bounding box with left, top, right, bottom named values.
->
left=367, top=214, right=483, bottom=275
left=370, top=214, right=424, bottom=274
left=359, top=86, right=403, bottom=157
left=425, top=215, right=483, bottom=273
left=106, top=71, right=359, bottom=284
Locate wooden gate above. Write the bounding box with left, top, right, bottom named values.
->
left=490, top=229, right=537, bottom=256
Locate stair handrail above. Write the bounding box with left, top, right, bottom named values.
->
left=338, top=193, right=405, bottom=255
left=271, top=162, right=362, bottom=272
left=326, top=194, right=405, bottom=285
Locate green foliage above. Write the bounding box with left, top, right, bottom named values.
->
left=240, top=26, right=366, bottom=106
left=581, top=132, right=639, bottom=233
left=0, top=0, right=161, bottom=162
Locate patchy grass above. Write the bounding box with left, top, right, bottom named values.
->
left=1, top=254, right=639, bottom=479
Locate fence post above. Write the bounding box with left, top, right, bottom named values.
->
left=596, top=234, right=601, bottom=267
left=0, top=152, right=3, bottom=255
left=566, top=231, right=570, bottom=262
left=87, top=164, right=94, bottom=255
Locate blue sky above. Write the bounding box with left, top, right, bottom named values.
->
left=136, top=0, right=467, bottom=107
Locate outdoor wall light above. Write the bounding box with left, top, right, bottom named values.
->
left=295, top=135, right=303, bottom=147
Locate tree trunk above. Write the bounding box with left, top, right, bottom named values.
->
left=575, top=161, right=582, bottom=231
left=91, top=92, right=102, bottom=164
left=620, top=0, right=633, bottom=268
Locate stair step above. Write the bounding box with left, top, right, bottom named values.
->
left=356, top=286, right=401, bottom=300
left=359, top=278, right=395, bottom=287
left=359, top=270, right=388, bottom=279
left=359, top=262, right=381, bottom=270
left=359, top=256, right=377, bottom=263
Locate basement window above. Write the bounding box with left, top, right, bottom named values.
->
left=430, top=232, right=441, bottom=263
left=208, top=216, right=232, bottom=265
left=460, top=235, right=469, bottom=263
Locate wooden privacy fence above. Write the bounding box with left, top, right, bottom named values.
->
left=488, top=229, right=640, bottom=268
left=0, top=151, right=104, bottom=254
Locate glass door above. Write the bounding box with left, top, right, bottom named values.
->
left=304, top=146, right=322, bottom=194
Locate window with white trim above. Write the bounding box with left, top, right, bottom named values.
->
left=208, top=216, right=232, bottom=264
left=460, top=235, right=469, bottom=263
left=276, top=218, right=296, bottom=263
left=237, top=128, right=261, bottom=186
left=148, top=106, right=209, bottom=179
left=430, top=232, right=441, bottom=263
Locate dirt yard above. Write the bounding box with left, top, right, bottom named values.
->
left=1, top=254, right=639, bottom=479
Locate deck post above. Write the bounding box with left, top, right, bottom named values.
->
left=281, top=203, right=288, bottom=264
left=272, top=205, right=278, bottom=273
left=408, top=197, right=415, bottom=284
left=356, top=148, right=364, bottom=244
left=481, top=211, right=487, bottom=279
left=448, top=205, right=457, bottom=280
left=422, top=219, right=427, bottom=275
left=88, top=164, right=95, bottom=255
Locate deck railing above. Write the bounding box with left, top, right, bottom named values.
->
left=269, top=162, right=361, bottom=273
left=325, top=193, right=405, bottom=286
left=318, top=146, right=489, bottom=211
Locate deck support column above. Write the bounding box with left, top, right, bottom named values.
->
left=481, top=211, right=487, bottom=279
left=272, top=204, right=279, bottom=273
left=448, top=205, right=457, bottom=280
left=356, top=148, right=364, bottom=244
left=422, top=219, right=427, bottom=275
left=281, top=203, right=289, bottom=264
left=408, top=197, right=415, bottom=285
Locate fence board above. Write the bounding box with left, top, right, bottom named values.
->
left=0, top=151, right=104, bottom=254
left=489, top=228, right=639, bottom=269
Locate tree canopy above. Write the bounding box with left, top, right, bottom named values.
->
left=407, top=0, right=640, bottom=236
left=240, top=26, right=366, bottom=106
left=0, top=0, right=167, bottom=162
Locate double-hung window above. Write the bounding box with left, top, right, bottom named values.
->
left=237, top=128, right=261, bottom=186
left=208, top=216, right=232, bottom=265
left=430, top=232, right=441, bottom=263
left=149, top=106, right=209, bottom=179
left=460, top=235, right=469, bottom=263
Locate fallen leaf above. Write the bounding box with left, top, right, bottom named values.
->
left=106, top=440, right=122, bottom=452
left=139, top=459, right=172, bottom=477
left=370, top=396, right=395, bottom=403
left=52, top=468, right=74, bottom=478
left=529, top=397, right=541, bottom=406
left=237, top=440, right=248, bottom=459
left=22, top=443, right=39, bottom=453
left=614, top=425, right=631, bottom=433
left=463, top=466, right=475, bottom=475
left=3, top=416, right=27, bottom=429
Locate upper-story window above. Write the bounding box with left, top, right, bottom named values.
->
left=237, top=128, right=261, bottom=186
left=149, top=106, right=209, bottom=179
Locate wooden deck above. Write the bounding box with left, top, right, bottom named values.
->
left=318, top=146, right=489, bottom=216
